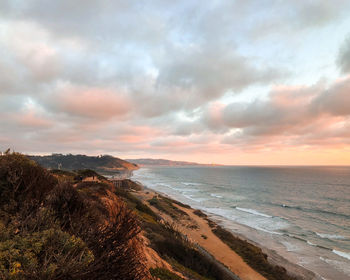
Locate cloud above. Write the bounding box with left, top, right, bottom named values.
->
left=338, top=36, right=350, bottom=73
left=156, top=44, right=281, bottom=102
left=48, top=85, right=131, bottom=120
left=14, top=110, right=53, bottom=129
left=0, top=1, right=350, bottom=164
left=199, top=77, right=350, bottom=148
left=312, top=77, right=350, bottom=116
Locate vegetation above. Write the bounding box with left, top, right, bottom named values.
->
left=160, top=196, right=191, bottom=209
left=0, top=152, right=148, bottom=280
left=49, top=169, right=106, bottom=183
left=148, top=196, right=189, bottom=219
left=193, top=209, right=208, bottom=218
left=75, top=169, right=107, bottom=181
left=149, top=268, right=184, bottom=280
left=116, top=188, right=236, bottom=280
left=212, top=225, right=298, bottom=280
left=120, top=179, right=143, bottom=191
left=29, top=153, right=138, bottom=174
left=0, top=150, right=296, bottom=280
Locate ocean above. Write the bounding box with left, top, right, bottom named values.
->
left=132, top=166, right=350, bottom=280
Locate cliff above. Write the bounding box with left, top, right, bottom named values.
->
left=0, top=152, right=238, bottom=280
left=29, top=154, right=139, bottom=174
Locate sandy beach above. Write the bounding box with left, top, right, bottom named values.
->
left=134, top=187, right=318, bottom=280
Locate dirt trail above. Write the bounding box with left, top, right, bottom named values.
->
left=136, top=189, right=267, bottom=280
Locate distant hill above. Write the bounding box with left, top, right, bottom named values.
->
left=29, top=154, right=139, bottom=174
left=125, top=158, right=209, bottom=166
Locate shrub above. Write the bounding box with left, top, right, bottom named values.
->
left=75, top=169, right=106, bottom=181
left=150, top=268, right=184, bottom=280
left=0, top=153, right=57, bottom=214
left=113, top=187, right=159, bottom=221
left=212, top=226, right=297, bottom=280
left=47, top=181, right=148, bottom=280
left=46, top=182, right=104, bottom=233
left=193, top=209, right=207, bottom=218
left=0, top=228, right=93, bottom=280
left=148, top=196, right=188, bottom=219
left=0, top=153, right=150, bottom=280
left=50, top=169, right=77, bottom=183
left=145, top=222, right=227, bottom=280
left=120, top=179, right=143, bottom=191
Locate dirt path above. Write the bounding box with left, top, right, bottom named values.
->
left=177, top=205, right=267, bottom=280
left=136, top=189, right=267, bottom=280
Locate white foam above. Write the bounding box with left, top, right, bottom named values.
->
left=316, top=232, right=346, bottom=240
left=181, top=182, right=202, bottom=186
left=210, top=193, right=223, bottom=198
left=307, top=240, right=317, bottom=246
left=333, top=250, right=350, bottom=261
left=281, top=241, right=300, bottom=252
left=236, top=207, right=272, bottom=218
left=202, top=207, right=236, bottom=220
left=158, top=182, right=172, bottom=188
left=255, top=227, right=283, bottom=235
left=183, top=194, right=208, bottom=203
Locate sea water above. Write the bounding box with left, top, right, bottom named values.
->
left=132, top=166, right=350, bottom=280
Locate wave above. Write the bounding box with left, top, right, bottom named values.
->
left=315, top=232, right=348, bottom=240
left=333, top=250, right=350, bottom=261
left=181, top=182, right=202, bottom=186
left=210, top=193, right=223, bottom=198
left=254, top=227, right=283, bottom=235
left=183, top=194, right=208, bottom=203
left=235, top=207, right=272, bottom=218
left=277, top=232, right=333, bottom=251
left=307, top=240, right=316, bottom=246
left=280, top=204, right=350, bottom=219
left=281, top=241, right=300, bottom=252
left=158, top=182, right=172, bottom=188
left=320, top=257, right=350, bottom=276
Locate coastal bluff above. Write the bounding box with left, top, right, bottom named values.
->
left=29, top=153, right=139, bottom=176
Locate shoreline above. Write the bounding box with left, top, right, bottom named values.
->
left=134, top=185, right=318, bottom=280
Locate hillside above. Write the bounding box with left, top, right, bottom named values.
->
left=29, top=154, right=138, bottom=174
left=0, top=152, right=149, bottom=279
left=0, top=152, right=301, bottom=280
left=0, top=152, right=240, bottom=280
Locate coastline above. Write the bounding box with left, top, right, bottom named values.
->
left=133, top=185, right=318, bottom=280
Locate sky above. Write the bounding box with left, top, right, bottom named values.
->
left=1, top=0, right=350, bottom=165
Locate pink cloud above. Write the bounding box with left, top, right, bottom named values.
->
left=54, top=86, right=131, bottom=120
left=14, top=110, right=53, bottom=129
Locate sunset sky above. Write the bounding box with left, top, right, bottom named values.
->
left=1, top=1, right=350, bottom=165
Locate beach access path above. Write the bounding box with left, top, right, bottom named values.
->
left=136, top=189, right=267, bottom=280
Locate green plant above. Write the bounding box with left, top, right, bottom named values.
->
left=148, top=196, right=188, bottom=219
left=212, top=225, right=297, bottom=280
left=150, top=267, right=184, bottom=280
left=0, top=153, right=150, bottom=280
left=0, top=153, right=57, bottom=214
left=144, top=222, right=227, bottom=280
left=0, top=228, right=93, bottom=279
